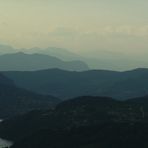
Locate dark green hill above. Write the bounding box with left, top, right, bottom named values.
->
left=11, top=123, right=148, bottom=148
left=1, top=96, right=148, bottom=148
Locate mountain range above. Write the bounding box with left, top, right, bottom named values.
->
left=3, top=68, right=148, bottom=100
left=1, top=44, right=148, bottom=71
left=0, top=45, right=81, bottom=61
left=0, top=52, right=89, bottom=71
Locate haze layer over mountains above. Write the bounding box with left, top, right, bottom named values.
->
left=0, top=44, right=148, bottom=71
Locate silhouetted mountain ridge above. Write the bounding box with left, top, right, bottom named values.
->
left=3, top=68, right=148, bottom=99
left=0, top=52, right=89, bottom=71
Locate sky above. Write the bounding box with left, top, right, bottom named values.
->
left=0, top=0, right=148, bottom=58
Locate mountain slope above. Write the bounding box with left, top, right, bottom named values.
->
left=0, top=73, right=60, bottom=119
left=0, top=52, right=89, bottom=71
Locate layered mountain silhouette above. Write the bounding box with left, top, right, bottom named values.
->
left=0, top=73, right=60, bottom=119
left=1, top=96, right=148, bottom=148
left=0, top=52, right=89, bottom=71
left=3, top=68, right=148, bottom=99
left=1, top=44, right=148, bottom=71
left=1, top=45, right=148, bottom=148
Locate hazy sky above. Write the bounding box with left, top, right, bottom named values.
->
left=0, top=0, right=148, bottom=57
